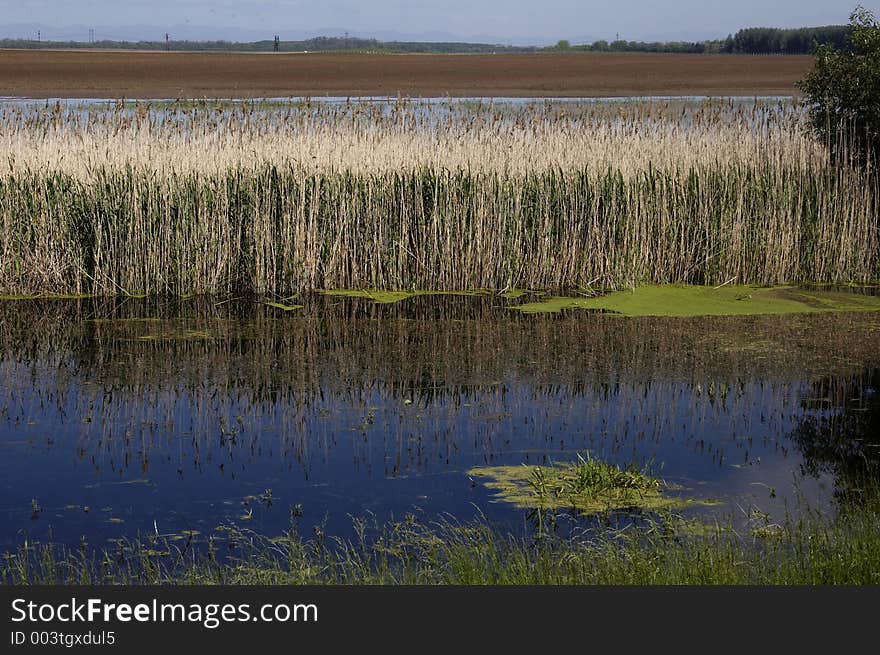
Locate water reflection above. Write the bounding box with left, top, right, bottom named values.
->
left=791, top=369, right=880, bottom=501
left=1, top=295, right=878, bottom=547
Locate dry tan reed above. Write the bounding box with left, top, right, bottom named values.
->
left=0, top=99, right=825, bottom=177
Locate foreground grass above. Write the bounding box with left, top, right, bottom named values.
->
left=4, top=495, right=880, bottom=585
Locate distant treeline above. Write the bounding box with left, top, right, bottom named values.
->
left=0, top=35, right=535, bottom=54
left=560, top=25, right=853, bottom=54
left=0, top=25, right=853, bottom=55
left=727, top=25, right=852, bottom=54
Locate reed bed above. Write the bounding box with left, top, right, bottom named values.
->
left=0, top=99, right=877, bottom=295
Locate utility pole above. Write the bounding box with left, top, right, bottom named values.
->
left=37, top=30, right=40, bottom=43
left=165, top=32, right=170, bottom=50
left=89, top=28, right=94, bottom=44
left=274, top=35, right=280, bottom=52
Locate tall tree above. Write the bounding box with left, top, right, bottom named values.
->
left=798, top=7, right=880, bottom=166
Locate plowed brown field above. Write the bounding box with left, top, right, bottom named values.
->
left=0, top=49, right=812, bottom=98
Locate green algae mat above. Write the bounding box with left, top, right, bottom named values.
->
left=317, top=285, right=880, bottom=317
left=319, top=289, right=486, bottom=303
left=7, top=285, right=879, bottom=318
left=511, top=285, right=880, bottom=317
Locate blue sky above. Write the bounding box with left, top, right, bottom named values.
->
left=3, top=1, right=878, bottom=45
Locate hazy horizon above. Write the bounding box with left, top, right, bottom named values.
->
left=2, top=1, right=878, bottom=46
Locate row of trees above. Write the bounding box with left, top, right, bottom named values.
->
left=729, top=25, right=852, bottom=54
left=555, top=39, right=722, bottom=54
left=0, top=26, right=857, bottom=56
left=552, top=25, right=854, bottom=55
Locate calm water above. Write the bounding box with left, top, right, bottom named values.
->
left=0, top=95, right=801, bottom=135
left=1, top=294, right=878, bottom=549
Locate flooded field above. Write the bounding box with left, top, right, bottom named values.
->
left=2, top=293, right=879, bottom=552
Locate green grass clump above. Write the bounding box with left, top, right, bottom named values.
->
left=5, top=494, right=880, bottom=584
left=468, top=455, right=715, bottom=513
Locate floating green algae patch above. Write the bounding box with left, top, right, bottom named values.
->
left=264, top=301, right=303, bottom=312
left=320, top=290, right=420, bottom=304
left=468, top=455, right=717, bottom=514
left=319, top=289, right=486, bottom=304
left=498, top=289, right=544, bottom=299
left=512, top=285, right=880, bottom=317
